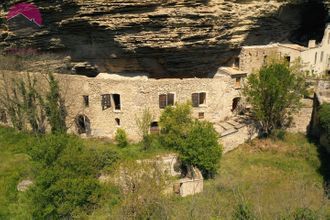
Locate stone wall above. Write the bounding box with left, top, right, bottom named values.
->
left=1, top=71, right=242, bottom=144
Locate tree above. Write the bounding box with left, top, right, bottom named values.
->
left=180, top=120, right=222, bottom=178
left=160, top=103, right=222, bottom=178
left=44, top=73, right=67, bottom=134
left=243, top=59, right=306, bottom=136
left=135, top=108, right=154, bottom=150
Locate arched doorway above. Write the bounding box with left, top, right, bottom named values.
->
left=75, top=115, right=91, bottom=135
left=232, top=97, right=241, bottom=112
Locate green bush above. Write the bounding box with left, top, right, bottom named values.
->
left=27, top=135, right=119, bottom=218
left=160, top=103, right=222, bottom=178
left=180, top=120, right=222, bottom=178
left=233, top=202, right=256, bottom=220
left=115, top=128, right=128, bottom=148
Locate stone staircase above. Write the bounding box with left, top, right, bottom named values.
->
left=213, top=115, right=258, bottom=153
left=214, top=115, right=253, bottom=138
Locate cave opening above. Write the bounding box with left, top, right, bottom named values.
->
left=290, top=1, right=329, bottom=45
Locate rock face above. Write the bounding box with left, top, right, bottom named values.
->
left=0, top=0, right=328, bottom=77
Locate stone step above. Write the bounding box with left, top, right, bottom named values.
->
left=220, top=128, right=238, bottom=137
left=219, top=122, right=234, bottom=130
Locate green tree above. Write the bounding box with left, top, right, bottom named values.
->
left=135, top=108, right=154, bottom=150
left=44, top=73, right=67, bottom=134
left=243, top=59, right=306, bottom=135
left=160, top=103, right=222, bottom=177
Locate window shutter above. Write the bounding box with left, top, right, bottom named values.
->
left=159, top=94, right=167, bottom=109
left=192, top=93, right=199, bottom=107
left=101, top=94, right=111, bottom=110
left=167, top=93, right=174, bottom=106
left=199, top=92, right=206, bottom=105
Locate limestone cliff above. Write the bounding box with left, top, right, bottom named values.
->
left=0, top=0, right=328, bottom=77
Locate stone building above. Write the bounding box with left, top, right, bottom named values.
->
left=239, top=43, right=306, bottom=74
left=301, top=24, right=330, bottom=76
left=59, top=68, right=247, bottom=142
left=238, top=24, right=330, bottom=77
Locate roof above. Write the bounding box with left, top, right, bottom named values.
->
left=217, top=67, right=247, bottom=77
left=278, top=43, right=307, bottom=52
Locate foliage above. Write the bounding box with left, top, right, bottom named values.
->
left=233, top=202, right=256, bottom=220
left=160, top=103, right=222, bottom=177
left=319, top=103, right=330, bottom=141
left=44, top=73, right=67, bottom=134
left=180, top=120, right=222, bottom=178
left=159, top=102, right=192, bottom=150
left=243, top=59, right=306, bottom=135
left=27, top=134, right=119, bottom=219
left=115, top=128, right=128, bottom=148
left=113, top=161, right=170, bottom=219
left=293, top=208, right=318, bottom=220
left=135, top=108, right=154, bottom=150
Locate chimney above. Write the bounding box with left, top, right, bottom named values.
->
left=308, top=40, right=316, bottom=48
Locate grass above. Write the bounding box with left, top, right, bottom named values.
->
left=168, top=133, right=330, bottom=219
left=0, top=126, right=329, bottom=219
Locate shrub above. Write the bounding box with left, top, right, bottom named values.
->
left=28, top=135, right=119, bottom=218
left=180, top=120, right=222, bottom=178
left=233, top=202, right=256, bottom=220
left=135, top=108, right=154, bottom=150
left=115, top=128, right=128, bottom=148
left=243, top=59, right=306, bottom=135
left=160, top=103, right=222, bottom=178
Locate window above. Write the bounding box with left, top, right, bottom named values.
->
left=263, top=55, right=268, bottom=64
left=314, top=52, right=318, bottom=64
left=234, top=57, right=240, bottom=67
left=75, top=115, right=91, bottom=135
left=198, top=112, right=205, bottom=119
left=159, top=93, right=175, bottom=109
left=150, top=122, right=160, bottom=134
left=83, top=95, right=89, bottom=107
left=101, top=94, right=111, bottom=110
left=284, top=56, right=291, bottom=63
left=115, top=118, right=120, bottom=126
left=235, top=77, right=241, bottom=89
left=112, top=94, right=121, bottom=110
left=321, top=51, right=324, bottom=62
left=192, top=92, right=206, bottom=107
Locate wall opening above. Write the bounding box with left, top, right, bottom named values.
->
left=83, top=95, right=89, bottom=107
left=112, top=94, right=121, bottom=110
left=192, top=92, right=206, bottom=107
left=284, top=56, right=291, bottom=63
left=198, top=112, right=205, bottom=119
left=150, top=121, right=160, bottom=134
left=232, top=97, right=241, bottom=112
left=75, top=115, right=91, bottom=135
left=101, top=94, right=111, bottom=110
left=159, top=93, right=175, bottom=109
left=0, top=109, right=7, bottom=124
left=115, top=118, right=121, bottom=126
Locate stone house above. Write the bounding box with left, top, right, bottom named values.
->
left=59, top=68, right=247, bottom=142
left=300, top=24, right=330, bottom=76
left=238, top=24, right=330, bottom=77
